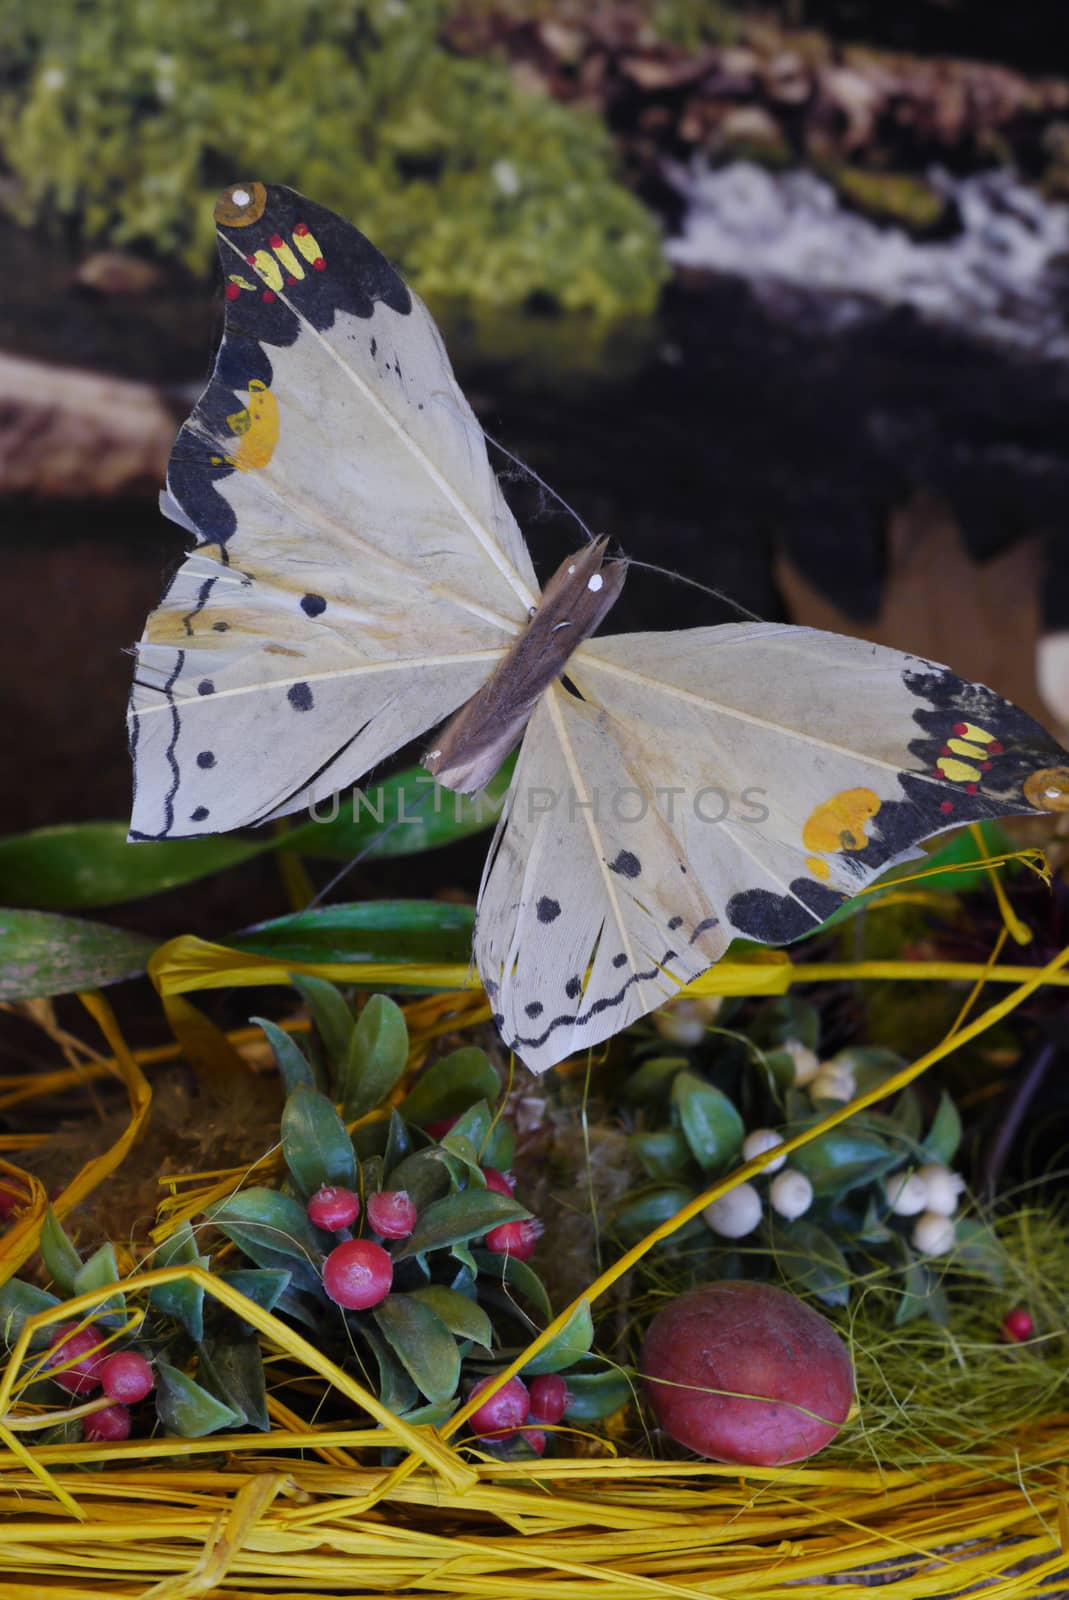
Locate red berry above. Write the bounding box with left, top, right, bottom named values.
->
left=322, top=1239, right=393, bottom=1309
left=528, top=1373, right=570, bottom=1424
left=481, top=1167, right=516, bottom=1196
left=100, top=1351, right=154, bottom=1404
left=468, top=1375, right=530, bottom=1437
left=520, top=1426, right=547, bottom=1455
left=484, top=1218, right=543, bottom=1261
left=84, top=1403, right=131, bottom=1443
left=366, top=1190, right=417, bottom=1239
left=46, top=1323, right=105, bottom=1395
left=307, top=1186, right=360, bottom=1231
left=1001, top=1308, right=1034, bottom=1342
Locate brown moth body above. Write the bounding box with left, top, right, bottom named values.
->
left=424, top=538, right=627, bottom=793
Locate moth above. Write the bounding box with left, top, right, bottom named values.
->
left=129, top=182, right=1069, bottom=1073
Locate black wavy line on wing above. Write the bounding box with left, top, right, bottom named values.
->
left=497, top=946, right=681, bottom=1052
left=128, top=649, right=186, bottom=841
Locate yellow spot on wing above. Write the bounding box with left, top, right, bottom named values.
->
left=271, top=238, right=304, bottom=280
left=937, top=757, right=981, bottom=782
left=958, top=722, right=995, bottom=744
left=225, top=380, right=279, bottom=472
left=806, top=856, right=831, bottom=881
left=947, top=738, right=986, bottom=760
left=249, top=249, right=283, bottom=291
left=803, top=788, right=881, bottom=854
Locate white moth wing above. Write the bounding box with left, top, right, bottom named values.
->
left=129, top=182, right=536, bottom=839
left=479, top=623, right=1069, bottom=1072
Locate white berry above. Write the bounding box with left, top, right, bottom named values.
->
left=653, top=995, right=721, bottom=1047
left=912, top=1211, right=957, bottom=1256
left=916, top=1164, right=965, bottom=1216
left=702, top=1182, right=762, bottom=1239
left=742, top=1128, right=787, bottom=1173
left=809, top=1062, right=856, bottom=1103
left=781, top=1039, right=820, bottom=1086
left=884, top=1170, right=928, bottom=1216
left=770, top=1169, right=814, bottom=1220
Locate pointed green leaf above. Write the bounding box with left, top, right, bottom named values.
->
left=790, top=1125, right=901, bottom=1199
left=0, top=822, right=264, bottom=910
left=383, top=1109, right=412, bottom=1178
left=73, top=1241, right=125, bottom=1321
left=622, top=1056, right=689, bottom=1105
left=39, top=1206, right=82, bottom=1295
left=360, top=1324, right=419, bottom=1414
left=397, top=1397, right=460, bottom=1428
left=394, top=1189, right=529, bottom=1261
left=290, top=976, right=354, bottom=1068
left=149, top=1220, right=207, bottom=1341
left=198, top=1336, right=270, bottom=1431
left=281, top=1084, right=357, bottom=1199
left=385, top=1148, right=452, bottom=1211
left=672, top=1072, right=744, bottom=1172
left=409, top=1285, right=493, bottom=1349
left=523, top=1300, right=594, bottom=1375
left=232, top=900, right=474, bottom=968
left=471, top=1250, right=552, bottom=1321
left=253, top=1018, right=315, bottom=1095
left=156, top=1360, right=242, bottom=1437
left=0, top=909, right=156, bottom=1000
left=400, top=1048, right=500, bottom=1127
left=922, top=1092, right=963, bottom=1166
left=631, top=1128, right=693, bottom=1183
left=204, top=1188, right=323, bottom=1292
left=771, top=1220, right=851, bottom=1306
left=0, top=1280, right=60, bottom=1350
left=373, top=1294, right=461, bottom=1404
left=441, top=1099, right=492, bottom=1159
left=217, top=1269, right=291, bottom=1316
left=614, top=1186, right=696, bottom=1237
left=339, top=994, right=409, bottom=1120
left=560, top=1367, right=635, bottom=1421
left=481, top=1113, right=515, bottom=1173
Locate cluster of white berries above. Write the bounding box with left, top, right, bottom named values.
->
left=653, top=995, right=723, bottom=1048
left=702, top=1127, right=815, bottom=1239
left=782, top=1040, right=858, bottom=1103
left=885, top=1163, right=966, bottom=1256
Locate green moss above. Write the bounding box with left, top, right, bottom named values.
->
left=828, top=165, right=951, bottom=236
left=0, top=0, right=667, bottom=316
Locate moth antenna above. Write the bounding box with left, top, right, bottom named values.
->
left=481, top=427, right=598, bottom=546
left=624, top=558, right=766, bottom=623
left=301, top=784, right=436, bottom=911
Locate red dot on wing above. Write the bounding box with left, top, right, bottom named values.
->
left=269, top=233, right=284, bottom=248
left=988, top=741, right=1004, bottom=754
left=953, top=722, right=968, bottom=736
left=982, top=760, right=992, bottom=771
left=262, top=289, right=276, bottom=303
left=245, top=253, right=257, bottom=265
left=965, top=782, right=978, bottom=793
left=940, top=800, right=954, bottom=814
left=313, top=257, right=325, bottom=270
left=294, top=222, right=309, bottom=235
left=225, top=283, right=241, bottom=300
left=286, top=274, right=296, bottom=284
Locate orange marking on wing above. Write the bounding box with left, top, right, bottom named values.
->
left=802, top=788, right=881, bottom=855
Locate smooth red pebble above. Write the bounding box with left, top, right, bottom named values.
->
left=641, top=1281, right=854, bottom=1466
left=46, top=1323, right=105, bottom=1395
left=484, top=1219, right=542, bottom=1261
left=322, top=1239, right=393, bottom=1309
left=84, top=1404, right=131, bottom=1443
left=366, top=1190, right=417, bottom=1239
left=100, top=1351, right=154, bottom=1404
left=481, top=1167, right=516, bottom=1197
left=307, top=1185, right=360, bottom=1231
left=1001, top=1308, right=1034, bottom=1342
left=468, top=1375, right=529, bottom=1437
left=528, top=1373, right=570, bottom=1425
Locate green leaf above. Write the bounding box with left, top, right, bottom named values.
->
left=830, top=1048, right=907, bottom=1097
left=442, top=1100, right=492, bottom=1158
left=397, top=1398, right=459, bottom=1428
left=372, top=1294, right=461, bottom=1404
left=290, top=976, right=354, bottom=1068
left=217, top=1269, right=292, bottom=1316
left=281, top=1084, right=357, bottom=1199
left=360, top=1324, right=419, bottom=1414
left=630, top=1128, right=693, bottom=1183
left=614, top=1186, right=696, bottom=1236
left=204, top=1188, right=323, bottom=1293
left=771, top=1220, right=851, bottom=1307
left=340, top=994, right=409, bottom=1121
left=395, top=1189, right=529, bottom=1260
left=409, top=1285, right=493, bottom=1349
left=233, top=901, right=474, bottom=969
left=622, top=1056, right=689, bottom=1105
left=0, top=910, right=156, bottom=1000
left=385, top=1148, right=452, bottom=1211
left=471, top=1250, right=552, bottom=1321
left=0, top=823, right=264, bottom=910
left=953, top=1218, right=1009, bottom=1288
left=790, top=1125, right=901, bottom=1200
left=400, top=1048, right=500, bottom=1127
left=149, top=1221, right=207, bottom=1341
left=523, top=1301, right=594, bottom=1375
left=894, top=1259, right=948, bottom=1326
left=0, top=1279, right=60, bottom=1350
left=560, top=1368, right=635, bottom=1421
left=922, top=1093, right=963, bottom=1166
left=73, top=1241, right=125, bottom=1321
left=198, top=1336, right=270, bottom=1431
left=383, top=1109, right=412, bottom=1178
left=671, top=1073, right=744, bottom=1172
left=481, top=1113, right=515, bottom=1173
left=39, top=1206, right=82, bottom=1295
left=253, top=1018, right=315, bottom=1096
left=156, top=1360, right=242, bottom=1437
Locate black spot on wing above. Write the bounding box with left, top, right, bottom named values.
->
left=612, top=952, right=627, bottom=968
left=190, top=806, right=210, bottom=822
left=609, top=850, right=641, bottom=879
left=727, top=880, right=846, bottom=944
left=196, top=751, right=216, bottom=769
left=565, top=976, right=582, bottom=1000
left=525, top=1002, right=544, bottom=1019
left=667, top=916, right=683, bottom=931
left=288, top=682, right=314, bottom=711
left=197, top=679, right=216, bottom=696
left=301, top=593, right=327, bottom=617
left=507, top=946, right=682, bottom=1052
left=536, top=896, right=561, bottom=924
